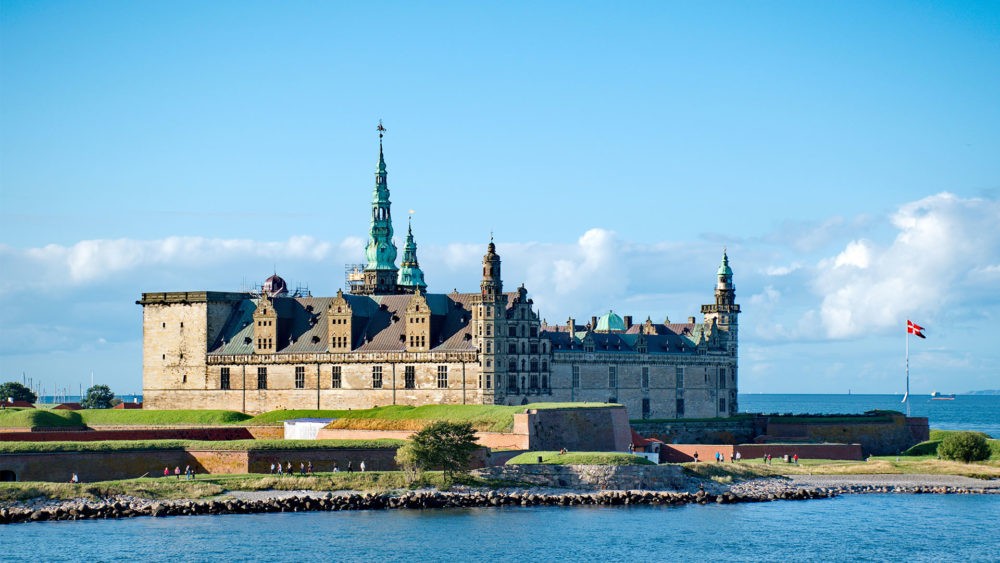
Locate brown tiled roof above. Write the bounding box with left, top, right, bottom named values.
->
left=209, top=291, right=498, bottom=355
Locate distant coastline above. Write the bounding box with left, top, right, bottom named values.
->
left=964, top=390, right=1000, bottom=396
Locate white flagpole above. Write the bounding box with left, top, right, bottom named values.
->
left=905, top=325, right=910, bottom=417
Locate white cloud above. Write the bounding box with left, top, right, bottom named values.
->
left=814, top=193, right=1000, bottom=338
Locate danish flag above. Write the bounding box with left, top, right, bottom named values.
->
left=907, top=320, right=926, bottom=339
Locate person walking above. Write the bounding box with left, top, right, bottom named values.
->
left=360, top=460, right=366, bottom=472
left=347, top=461, right=353, bottom=473
left=270, top=462, right=275, bottom=475
left=174, top=466, right=181, bottom=479
left=163, top=466, right=170, bottom=478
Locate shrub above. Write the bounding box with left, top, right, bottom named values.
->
left=938, top=431, right=991, bottom=462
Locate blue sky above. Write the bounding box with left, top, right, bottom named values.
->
left=1, top=1, right=998, bottom=397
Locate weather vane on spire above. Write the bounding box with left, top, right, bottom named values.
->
left=377, top=119, right=386, bottom=140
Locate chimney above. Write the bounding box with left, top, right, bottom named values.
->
left=591, top=316, right=598, bottom=330
left=568, top=317, right=575, bottom=332
left=688, top=316, right=696, bottom=324
left=623, top=315, right=632, bottom=330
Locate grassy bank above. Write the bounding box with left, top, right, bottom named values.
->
left=682, top=457, right=1000, bottom=480
left=0, top=438, right=406, bottom=454
left=1, top=403, right=615, bottom=431
left=308, top=402, right=614, bottom=433
left=903, top=430, right=1000, bottom=458
left=0, top=472, right=505, bottom=503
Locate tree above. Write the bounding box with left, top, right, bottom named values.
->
left=401, top=421, right=480, bottom=480
left=938, top=431, right=991, bottom=463
left=80, top=385, right=116, bottom=409
left=0, top=382, right=37, bottom=404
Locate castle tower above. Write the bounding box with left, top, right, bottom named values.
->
left=701, top=249, right=740, bottom=414
left=253, top=290, right=278, bottom=354
left=397, top=218, right=428, bottom=293
left=359, top=122, right=399, bottom=294
left=473, top=238, right=506, bottom=403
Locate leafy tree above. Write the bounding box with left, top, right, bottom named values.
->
left=0, top=382, right=37, bottom=404
left=938, top=431, right=990, bottom=463
left=403, top=421, right=480, bottom=480
left=80, top=385, right=116, bottom=409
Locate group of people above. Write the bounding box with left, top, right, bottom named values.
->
left=163, top=465, right=195, bottom=479
left=761, top=453, right=800, bottom=465
left=268, top=460, right=367, bottom=475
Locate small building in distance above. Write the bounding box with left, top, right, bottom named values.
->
left=138, top=128, right=741, bottom=417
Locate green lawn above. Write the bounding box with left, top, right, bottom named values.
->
left=0, top=408, right=84, bottom=428
left=506, top=451, right=655, bottom=466
left=0, top=438, right=406, bottom=454
left=260, top=402, right=616, bottom=433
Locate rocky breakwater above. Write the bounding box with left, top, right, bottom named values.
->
left=0, top=488, right=836, bottom=525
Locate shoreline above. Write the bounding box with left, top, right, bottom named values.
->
left=3, top=473, right=998, bottom=525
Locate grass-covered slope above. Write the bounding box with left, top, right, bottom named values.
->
left=506, top=451, right=655, bottom=466
left=77, top=409, right=252, bottom=426
left=0, top=409, right=84, bottom=428
left=0, top=438, right=406, bottom=454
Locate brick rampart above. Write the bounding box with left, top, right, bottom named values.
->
left=0, top=427, right=254, bottom=442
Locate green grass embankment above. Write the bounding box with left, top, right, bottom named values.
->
left=902, top=430, right=999, bottom=459
left=0, top=409, right=85, bottom=428
left=681, top=456, right=1000, bottom=480
left=260, top=402, right=615, bottom=433
left=0, top=408, right=253, bottom=428
left=0, top=471, right=499, bottom=502
left=506, top=451, right=654, bottom=466
left=0, top=438, right=406, bottom=454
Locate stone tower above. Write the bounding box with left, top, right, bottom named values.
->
left=359, top=124, right=399, bottom=295
left=701, top=249, right=740, bottom=354
left=397, top=218, right=428, bottom=293
left=473, top=239, right=506, bottom=404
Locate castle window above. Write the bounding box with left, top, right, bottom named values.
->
left=221, top=368, right=230, bottom=390
left=530, top=359, right=538, bottom=372
left=508, top=374, right=517, bottom=392
left=182, top=374, right=187, bottom=384
left=295, top=366, right=305, bottom=389
left=676, top=398, right=685, bottom=417
left=405, top=366, right=415, bottom=389
left=705, top=371, right=709, bottom=383
left=508, top=326, right=517, bottom=337
left=486, top=342, right=492, bottom=353
left=641, top=366, right=649, bottom=389
left=529, top=374, right=538, bottom=388
left=437, top=365, right=448, bottom=389
left=332, top=366, right=342, bottom=389
left=162, top=322, right=166, bottom=328
left=486, top=325, right=492, bottom=336
left=542, top=375, right=548, bottom=388
left=372, top=366, right=383, bottom=389
left=508, top=343, right=516, bottom=354
left=719, top=397, right=726, bottom=413
left=608, top=366, right=617, bottom=388
left=572, top=366, right=580, bottom=389
left=180, top=322, right=183, bottom=328
left=485, top=373, right=492, bottom=389
left=257, top=367, right=267, bottom=390
left=584, top=341, right=594, bottom=353
left=162, top=354, right=165, bottom=360
left=541, top=360, right=548, bottom=371
left=676, top=367, right=684, bottom=388
left=530, top=342, right=538, bottom=354
left=486, top=359, right=492, bottom=368
left=530, top=326, right=537, bottom=338
left=718, top=367, right=725, bottom=388
left=508, top=360, right=517, bottom=373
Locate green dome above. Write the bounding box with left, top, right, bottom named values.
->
left=596, top=310, right=626, bottom=332
left=718, top=251, right=733, bottom=277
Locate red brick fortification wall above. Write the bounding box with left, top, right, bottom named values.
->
left=247, top=448, right=403, bottom=473
left=764, top=413, right=926, bottom=455
left=0, top=450, right=244, bottom=482
left=733, top=443, right=863, bottom=461
left=0, top=427, right=254, bottom=442
left=314, top=428, right=531, bottom=451
left=631, top=418, right=759, bottom=445
left=660, top=444, right=735, bottom=463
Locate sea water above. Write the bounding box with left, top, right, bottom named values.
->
left=3, top=494, right=998, bottom=562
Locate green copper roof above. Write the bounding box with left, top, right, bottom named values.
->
left=596, top=310, right=626, bottom=332
left=398, top=219, right=427, bottom=290
left=365, top=137, right=398, bottom=272
left=718, top=250, right=733, bottom=277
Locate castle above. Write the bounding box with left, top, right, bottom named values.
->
left=138, top=130, right=741, bottom=417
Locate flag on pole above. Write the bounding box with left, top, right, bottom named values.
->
left=907, top=320, right=926, bottom=339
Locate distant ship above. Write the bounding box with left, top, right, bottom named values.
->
left=930, top=391, right=956, bottom=400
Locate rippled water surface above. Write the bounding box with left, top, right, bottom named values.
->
left=5, top=494, right=999, bottom=562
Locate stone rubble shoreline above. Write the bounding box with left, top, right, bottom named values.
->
left=1, top=474, right=997, bottom=525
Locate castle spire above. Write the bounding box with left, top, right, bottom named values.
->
left=358, top=120, right=399, bottom=294
left=398, top=215, right=428, bottom=292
